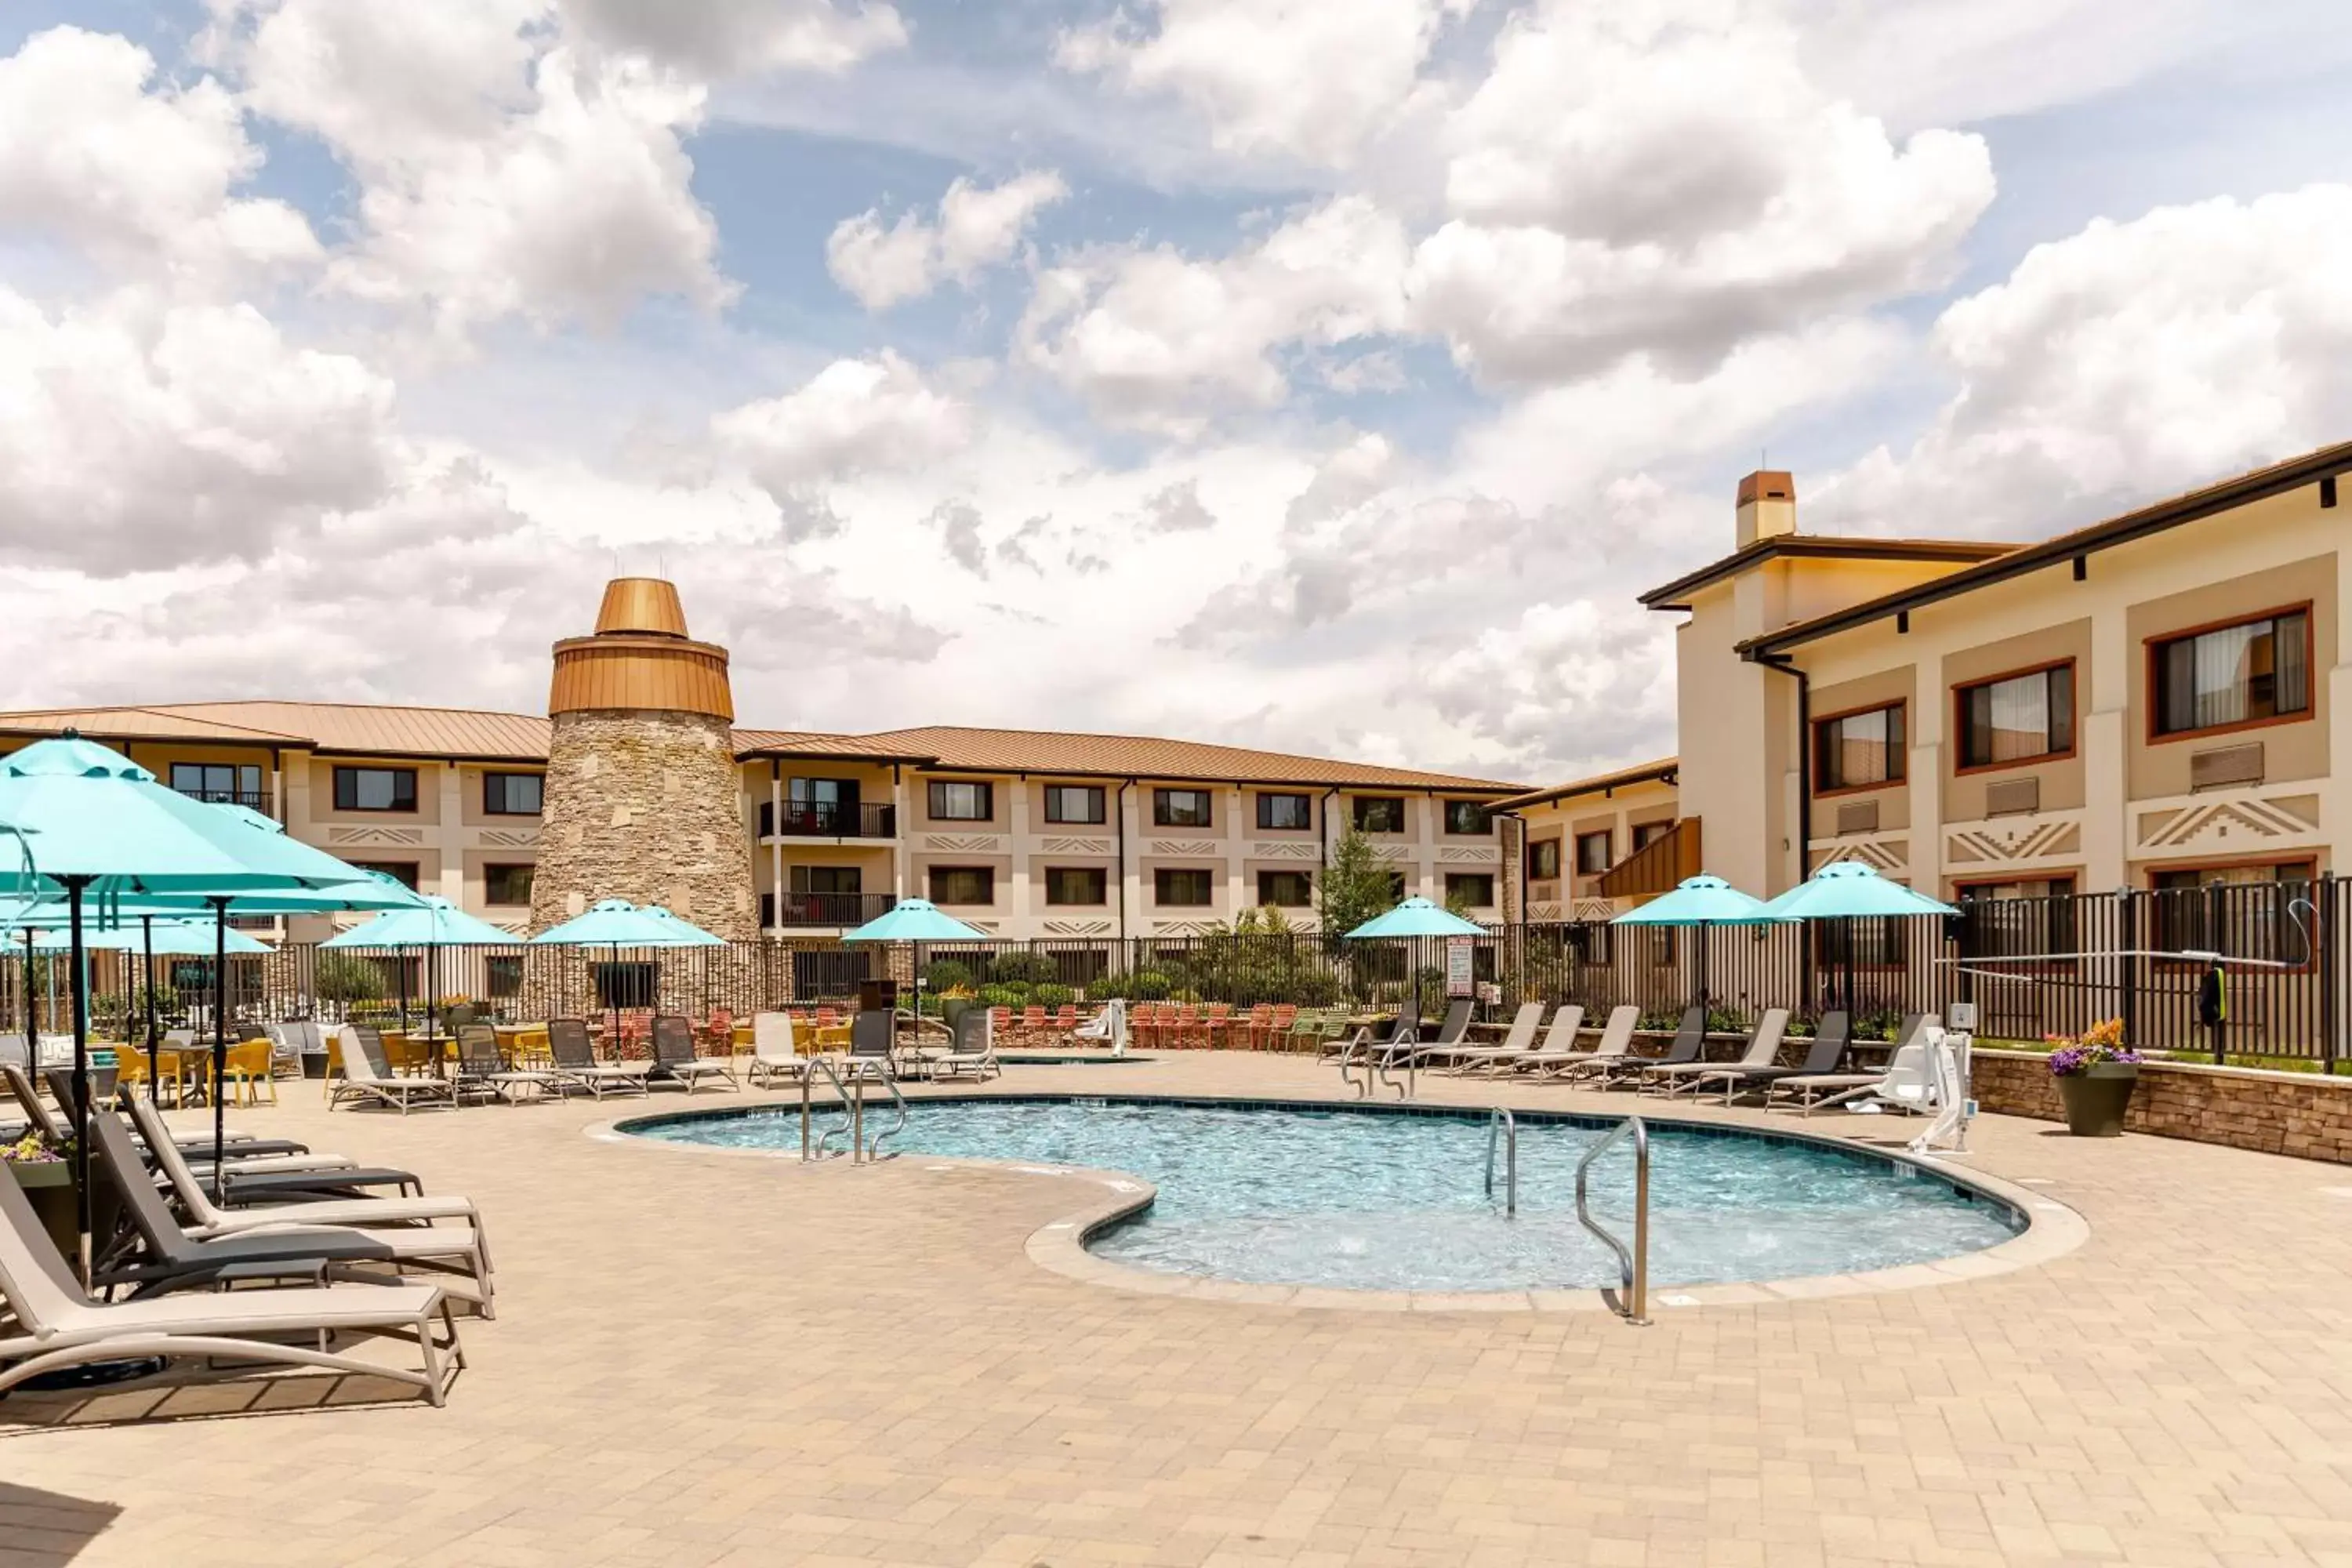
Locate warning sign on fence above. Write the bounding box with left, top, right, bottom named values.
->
left=1446, top=938, right=1475, bottom=997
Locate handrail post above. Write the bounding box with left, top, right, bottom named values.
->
left=800, top=1071, right=812, bottom=1162
left=851, top=1075, right=866, bottom=1165
left=1574, top=1116, right=1651, bottom=1326
left=1483, top=1109, right=1517, bottom=1216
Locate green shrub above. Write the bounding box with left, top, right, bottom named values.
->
left=976, top=983, right=1027, bottom=1010
left=988, top=951, right=1057, bottom=985
left=1032, top=982, right=1074, bottom=1007
left=314, top=951, right=387, bottom=1005
left=922, top=960, right=976, bottom=993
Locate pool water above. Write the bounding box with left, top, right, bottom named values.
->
left=635, top=1097, right=2022, bottom=1293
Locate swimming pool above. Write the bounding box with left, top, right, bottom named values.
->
left=629, top=1096, right=2024, bottom=1293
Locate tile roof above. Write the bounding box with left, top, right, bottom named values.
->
left=0, top=706, right=1526, bottom=789
left=856, top=726, right=1526, bottom=790
left=1489, top=757, right=1679, bottom=812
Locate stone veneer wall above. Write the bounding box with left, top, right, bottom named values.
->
left=528, top=707, right=757, bottom=939
left=1973, top=1048, right=2352, bottom=1165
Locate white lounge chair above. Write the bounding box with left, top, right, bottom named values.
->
left=1544, top=1005, right=1642, bottom=1081
left=1440, top=1003, right=1548, bottom=1073
left=1642, top=1009, right=1788, bottom=1097
left=0, top=1161, right=462, bottom=1406
left=746, top=1012, right=813, bottom=1088
left=1504, top=1005, right=1592, bottom=1074
left=330, top=1027, right=455, bottom=1116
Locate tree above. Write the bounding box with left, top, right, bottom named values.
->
left=1318, top=824, right=1399, bottom=938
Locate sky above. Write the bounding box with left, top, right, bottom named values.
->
left=2, top=0, right=2350, bottom=791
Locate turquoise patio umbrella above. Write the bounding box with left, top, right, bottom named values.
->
left=1344, top=898, right=1487, bottom=1026
left=325, top=895, right=521, bottom=1038
left=1758, top=861, right=1958, bottom=1014
left=1612, top=873, right=1788, bottom=1011
left=532, top=900, right=725, bottom=1037
left=844, top=898, right=989, bottom=1019
left=0, top=734, right=362, bottom=1279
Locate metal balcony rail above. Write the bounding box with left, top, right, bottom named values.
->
left=757, top=801, right=897, bottom=838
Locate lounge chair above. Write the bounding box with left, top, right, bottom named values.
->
left=746, top=1012, right=813, bottom=1088
left=88, top=1108, right=491, bottom=1312
left=1535, top=1005, right=1639, bottom=1080
left=1590, top=1005, right=1708, bottom=1090
left=453, top=1024, right=557, bottom=1105
left=1639, top=1008, right=1788, bottom=1096
left=1406, top=999, right=1475, bottom=1065
left=1779, top=1014, right=1940, bottom=1112
left=835, top=1009, right=896, bottom=1083
left=328, top=1027, right=456, bottom=1116
left=934, top=1007, right=1000, bottom=1081
left=1504, top=1004, right=1592, bottom=1074
left=20, top=1064, right=308, bottom=1161
left=545, top=1018, right=652, bottom=1099
left=1439, top=1002, right=1548, bottom=1073
left=0, top=1164, right=463, bottom=1406
left=1696, top=1011, right=1852, bottom=1105
left=36, top=1066, right=409, bottom=1200
left=127, top=1095, right=488, bottom=1250
left=648, top=1015, right=738, bottom=1094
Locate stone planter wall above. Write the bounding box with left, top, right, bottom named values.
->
left=1973, top=1048, right=2352, bottom=1164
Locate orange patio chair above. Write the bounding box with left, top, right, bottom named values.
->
left=1053, top=1004, right=1079, bottom=1036
left=1022, top=1006, right=1047, bottom=1040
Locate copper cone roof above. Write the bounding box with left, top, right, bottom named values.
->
left=549, top=577, right=734, bottom=720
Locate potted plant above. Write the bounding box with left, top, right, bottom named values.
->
left=3, top=1130, right=76, bottom=1259
left=2048, top=1018, right=2140, bottom=1137
left=938, top=985, right=979, bottom=1029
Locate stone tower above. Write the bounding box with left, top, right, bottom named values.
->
left=528, top=577, right=757, bottom=938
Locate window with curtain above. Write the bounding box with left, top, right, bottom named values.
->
left=1041, top=785, right=1105, bottom=824
left=1352, top=796, right=1407, bottom=833
left=1813, top=704, right=1904, bottom=790
left=1443, top=800, right=1494, bottom=835
left=2153, top=610, right=2310, bottom=736
left=927, top=781, right=993, bottom=821
left=1044, top=867, right=1108, bottom=905
left=1257, top=792, right=1312, bottom=830
left=1256, top=870, right=1313, bottom=906
left=927, top=866, right=993, bottom=904
left=1153, top=868, right=1214, bottom=906
left=1958, top=664, right=2074, bottom=768
left=1575, top=830, right=1613, bottom=875
left=1527, top=839, right=1562, bottom=881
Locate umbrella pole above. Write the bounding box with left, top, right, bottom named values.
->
left=143, top=915, right=158, bottom=1105
left=1694, top=920, right=1708, bottom=1014
left=20, top=928, right=33, bottom=1062
left=211, top=898, right=229, bottom=1201
left=398, top=954, right=409, bottom=1033
left=64, top=877, right=92, bottom=1288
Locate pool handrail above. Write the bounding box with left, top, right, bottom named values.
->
left=1575, top=1116, right=1651, bottom=1326
left=804, top=1058, right=855, bottom=1160
left=1484, top=1108, right=1517, bottom=1216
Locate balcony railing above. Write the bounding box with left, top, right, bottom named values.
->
left=757, top=801, right=896, bottom=839
left=765, top=892, right=897, bottom=928
left=1598, top=818, right=1701, bottom=902
left=176, top=787, right=273, bottom=815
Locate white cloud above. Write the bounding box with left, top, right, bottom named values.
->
left=0, top=287, right=394, bottom=574
left=0, top=27, right=318, bottom=289
left=711, top=350, right=971, bottom=524
left=1054, top=0, right=1460, bottom=169
left=1018, top=196, right=1411, bottom=431
left=212, top=0, right=732, bottom=337
left=1407, top=0, right=1993, bottom=383
left=827, top=171, right=1069, bottom=310
left=1817, top=185, right=2352, bottom=539
left=560, top=0, right=909, bottom=77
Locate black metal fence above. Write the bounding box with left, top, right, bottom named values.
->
left=2, top=878, right=2343, bottom=1062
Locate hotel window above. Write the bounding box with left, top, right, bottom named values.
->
left=1154, top=868, right=1214, bottom=906
left=1632, top=820, right=1673, bottom=851
left=1813, top=703, right=1904, bottom=791
left=169, top=762, right=263, bottom=807
left=927, top=781, right=993, bottom=822
left=1258, top=792, right=1312, bottom=830
left=483, top=863, right=534, bottom=905
left=1958, top=664, right=2074, bottom=768
left=927, top=866, right=994, bottom=905
left=482, top=771, right=543, bottom=815
left=1153, top=788, right=1213, bottom=827
left=1527, top=839, right=1562, bottom=881
left=790, top=866, right=863, bottom=895
left=1575, top=830, right=1613, bottom=876
left=1957, top=876, right=2078, bottom=957
left=1445, top=873, right=1495, bottom=908
left=1443, top=800, right=1493, bottom=836
left=1041, top=785, right=1105, bottom=825
left=485, top=956, right=522, bottom=999
left=349, top=860, right=419, bottom=890
left=333, top=766, right=416, bottom=813
left=1353, top=795, right=1406, bottom=833
left=1044, top=867, right=1108, bottom=906
left=2152, top=608, right=2310, bottom=737
left=2151, top=860, right=2313, bottom=960
left=1256, top=870, right=1313, bottom=907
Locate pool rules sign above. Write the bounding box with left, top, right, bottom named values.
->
left=1445, top=938, right=1475, bottom=997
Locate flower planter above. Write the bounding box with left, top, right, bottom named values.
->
left=2056, top=1062, right=2139, bottom=1137
left=6, top=1160, right=78, bottom=1260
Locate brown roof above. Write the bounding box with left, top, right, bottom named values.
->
left=1489, top=758, right=1679, bottom=812
left=730, top=729, right=939, bottom=764
left=857, top=726, right=1525, bottom=791
left=1639, top=535, right=2013, bottom=612
left=0, top=705, right=311, bottom=746
left=0, top=701, right=550, bottom=760
left=1738, top=438, right=2352, bottom=657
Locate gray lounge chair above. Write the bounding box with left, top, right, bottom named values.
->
left=648, top=1015, right=738, bottom=1093
left=546, top=1018, right=652, bottom=1098
left=1642, top=1008, right=1788, bottom=1097
left=934, top=1007, right=1000, bottom=1081
left=1592, top=1005, right=1708, bottom=1089
left=454, top=1023, right=557, bottom=1105
left=329, top=1027, right=456, bottom=1115
left=88, top=1107, right=490, bottom=1313
left=23, top=1063, right=308, bottom=1160
left=1436, top=1002, right=1547, bottom=1073
left=0, top=1163, right=463, bottom=1406
left=1697, top=1011, right=1852, bottom=1105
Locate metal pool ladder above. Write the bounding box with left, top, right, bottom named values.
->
left=1484, top=1109, right=1517, bottom=1215
left=1574, top=1116, right=1651, bottom=1326
left=800, top=1058, right=906, bottom=1164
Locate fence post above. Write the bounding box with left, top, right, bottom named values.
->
left=2325, top=877, right=2340, bottom=1073
left=2117, top=887, right=2136, bottom=1047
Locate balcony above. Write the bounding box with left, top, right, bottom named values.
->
left=175, top=786, right=272, bottom=815
left=1597, top=818, right=1702, bottom=902
left=757, top=800, right=897, bottom=839
left=764, top=892, right=898, bottom=928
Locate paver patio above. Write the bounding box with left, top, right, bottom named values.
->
left=8, top=1051, right=2352, bottom=1567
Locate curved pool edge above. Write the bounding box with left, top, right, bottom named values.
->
left=591, top=1093, right=2090, bottom=1314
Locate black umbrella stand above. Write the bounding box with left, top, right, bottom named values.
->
left=20, top=927, right=33, bottom=1064
left=210, top=896, right=230, bottom=1200
left=141, top=915, right=158, bottom=1105
left=60, top=874, right=93, bottom=1287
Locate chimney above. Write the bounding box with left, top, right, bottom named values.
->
left=1736, top=470, right=1796, bottom=548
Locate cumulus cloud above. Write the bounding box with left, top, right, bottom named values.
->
left=926, top=498, right=988, bottom=575
left=827, top=171, right=1069, bottom=310
left=0, top=288, right=395, bottom=574
left=1406, top=0, right=1994, bottom=383
left=711, top=350, right=971, bottom=530
left=1138, top=479, right=1216, bottom=533
left=1414, top=598, right=1675, bottom=768
left=1054, top=0, right=1461, bottom=169
left=0, top=27, right=318, bottom=288
left=1817, top=185, right=2352, bottom=539
left=210, top=0, right=732, bottom=337
left=561, top=0, right=908, bottom=76
left=1018, top=196, right=1411, bottom=431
